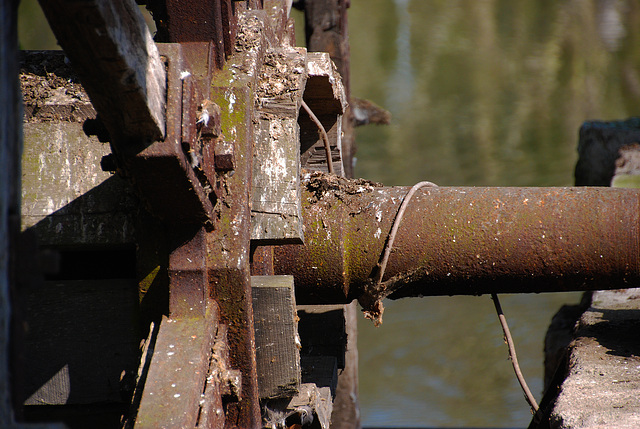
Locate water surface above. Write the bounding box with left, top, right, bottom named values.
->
left=350, top=1, right=640, bottom=427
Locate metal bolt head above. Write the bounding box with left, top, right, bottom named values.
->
left=214, top=140, right=236, bottom=171
left=198, top=100, right=222, bottom=138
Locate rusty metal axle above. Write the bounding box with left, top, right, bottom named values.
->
left=275, top=175, right=640, bottom=309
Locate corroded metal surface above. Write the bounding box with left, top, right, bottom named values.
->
left=129, top=43, right=215, bottom=225
left=151, top=0, right=227, bottom=68
left=275, top=174, right=640, bottom=308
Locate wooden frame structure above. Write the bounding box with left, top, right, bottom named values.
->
left=4, top=0, right=359, bottom=428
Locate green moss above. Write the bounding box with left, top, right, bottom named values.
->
left=139, top=265, right=161, bottom=300
left=612, top=174, right=640, bottom=189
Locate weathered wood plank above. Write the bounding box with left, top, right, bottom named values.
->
left=305, top=52, right=347, bottom=115
left=252, top=48, right=307, bottom=244
left=20, top=50, right=96, bottom=123
left=252, top=116, right=305, bottom=243
left=21, top=122, right=138, bottom=246
left=331, top=301, right=361, bottom=429
left=289, top=383, right=333, bottom=429
left=37, top=0, right=166, bottom=143
left=7, top=6, right=70, bottom=426
left=252, top=275, right=301, bottom=399
left=303, top=0, right=355, bottom=178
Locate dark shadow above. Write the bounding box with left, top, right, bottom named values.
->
left=579, top=307, right=640, bottom=358
left=15, top=175, right=168, bottom=427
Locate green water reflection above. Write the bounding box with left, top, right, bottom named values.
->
left=351, top=0, right=640, bottom=187
left=351, top=0, right=640, bottom=427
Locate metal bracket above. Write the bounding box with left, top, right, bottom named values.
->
left=126, top=43, right=222, bottom=226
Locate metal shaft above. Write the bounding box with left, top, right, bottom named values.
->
left=274, top=179, right=640, bottom=306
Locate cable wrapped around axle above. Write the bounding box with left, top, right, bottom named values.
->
left=275, top=173, right=640, bottom=320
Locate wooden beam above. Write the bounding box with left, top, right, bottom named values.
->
left=22, top=280, right=140, bottom=406
left=37, top=0, right=166, bottom=143
left=252, top=275, right=301, bottom=399
left=303, top=0, right=354, bottom=178
left=134, top=312, right=218, bottom=429
left=251, top=47, right=307, bottom=244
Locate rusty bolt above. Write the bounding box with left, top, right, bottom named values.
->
left=100, top=154, right=117, bottom=172
left=220, top=369, right=242, bottom=401
left=198, top=100, right=222, bottom=138
left=214, top=140, right=235, bottom=171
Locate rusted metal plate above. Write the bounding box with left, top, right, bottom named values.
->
left=221, top=0, right=238, bottom=59
left=127, top=44, right=215, bottom=225
left=168, top=227, right=209, bottom=318
left=129, top=141, right=215, bottom=225
left=202, top=10, right=282, bottom=423
left=275, top=173, right=640, bottom=306
left=135, top=223, right=222, bottom=428
left=207, top=80, right=262, bottom=427
left=153, top=0, right=226, bottom=68
left=135, top=224, right=247, bottom=428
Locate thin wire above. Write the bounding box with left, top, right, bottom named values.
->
left=491, top=293, right=539, bottom=413
left=375, top=181, right=438, bottom=285
left=370, top=181, right=539, bottom=414
left=301, top=99, right=334, bottom=174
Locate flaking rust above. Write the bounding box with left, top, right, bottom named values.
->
left=302, top=170, right=382, bottom=203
